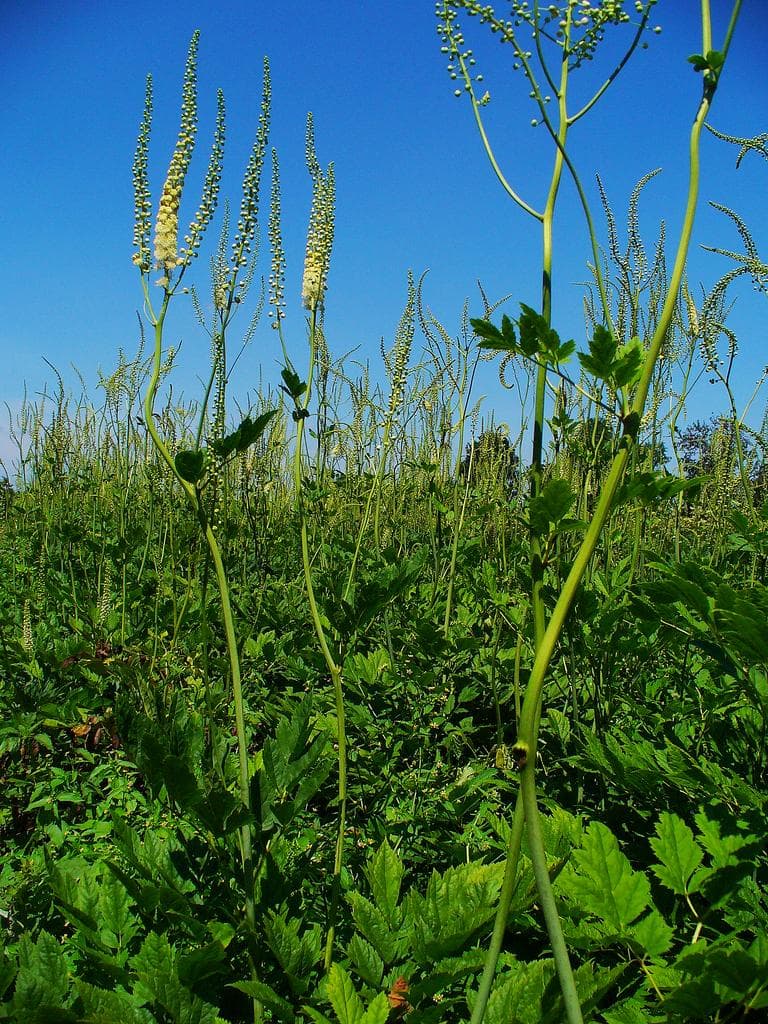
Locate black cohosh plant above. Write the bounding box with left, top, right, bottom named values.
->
left=438, top=2, right=743, bottom=1022
left=271, top=113, right=350, bottom=972
left=134, top=31, right=275, bottom=1020
left=3, top=9, right=767, bottom=1024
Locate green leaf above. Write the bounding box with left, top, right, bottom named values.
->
left=518, top=303, right=549, bottom=358
left=694, top=809, right=754, bottom=869
left=326, top=963, right=364, bottom=1024
left=578, top=325, right=617, bottom=381
left=407, top=860, right=504, bottom=962
left=602, top=1000, right=649, bottom=1024
left=560, top=821, right=650, bottom=931
left=631, top=909, right=674, bottom=957
left=177, top=942, right=227, bottom=989
left=474, top=317, right=518, bottom=352
left=263, top=911, right=322, bottom=996
left=365, top=841, right=403, bottom=930
left=615, top=472, right=708, bottom=509
left=303, top=1009, right=333, bottom=1024
left=347, top=894, right=399, bottom=964
left=75, top=981, right=147, bottom=1024
left=650, top=812, right=704, bottom=895
left=360, top=992, right=391, bottom=1024
left=611, top=337, right=643, bottom=389
left=160, top=754, right=204, bottom=810
left=529, top=478, right=575, bottom=534
left=280, top=367, right=307, bottom=400
left=232, top=981, right=296, bottom=1021
left=174, top=449, right=205, bottom=484
left=553, top=338, right=576, bottom=365
left=98, top=870, right=138, bottom=950
left=10, top=932, right=72, bottom=1017
left=130, top=931, right=175, bottom=1005
left=130, top=931, right=219, bottom=1023
left=347, top=935, right=384, bottom=988
left=483, top=959, right=553, bottom=1024
left=212, top=410, right=277, bottom=459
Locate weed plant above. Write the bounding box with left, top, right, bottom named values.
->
left=1, top=3, right=767, bottom=1023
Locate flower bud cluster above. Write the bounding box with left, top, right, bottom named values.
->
left=154, top=33, right=200, bottom=274
left=22, top=600, right=34, bottom=655
left=386, top=273, right=415, bottom=422
left=437, top=0, right=659, bottom=82
left=232, top=58, right=271, bottom=273
left=180, top=89, right=225, bottom=268
left=132, top=76, right=153, bottom=271
left=268, top=148, right=287, bottom=328
left=302, top=114, right=335, bottom=312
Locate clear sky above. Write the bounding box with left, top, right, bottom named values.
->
left=1, top=1, right=766, bottom=471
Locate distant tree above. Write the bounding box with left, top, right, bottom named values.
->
left=676, top=415, right=766, bottom=498
left=461, top=429, right=520, bottom=493
left=676, top=419, right=717, bottom=478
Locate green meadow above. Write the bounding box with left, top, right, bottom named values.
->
left=2, top=4, right=766, bottom=1022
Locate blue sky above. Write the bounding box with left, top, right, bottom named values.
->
left=1, top=1, right=766, bottom=471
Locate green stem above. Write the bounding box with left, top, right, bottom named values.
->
left=520, top=766, right=583, bottom=1023
left=293, top=305, right=347, bottom=972
left=508, top=52, right=725, bottom=1024
left=142, top=287, right=260, bottom=1022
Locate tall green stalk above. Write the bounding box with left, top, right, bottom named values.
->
left=441, top=3, right=743, bottom=1021
left=282, top=120, right=345, bottom=970
left=134, top=36, right=271, bottom=1024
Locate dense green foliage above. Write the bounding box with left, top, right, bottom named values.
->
left=2, top=3, right=767, bottom=1021
left=1, top=338, right=766, bottom=1021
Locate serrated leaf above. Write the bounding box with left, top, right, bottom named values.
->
left=177, top=942, right=227, bottom=988
left=517, top=303, right=547, bottom=357
left=602, top=1000, right=649, bottom=1024
left=483, top=959, right=553, bottom=1024
left=280, top=367, right=306, bottom=400
left=529, top=478, right=575, bottom=534
left=175, top=449, right=205, bottom=484
left=408, top=861, right=504, bottom=963
left=212, top=410, right=278, bottom=459
left=578, top=325, right=617, bottom=380
left=98, top=870, right=137, bottom=949
left=709, top=948, right=762, bottom=998
left=327, top=963, right=364, bottom=1024
left=232, top=980, right=296, bottom=1021
left=650, top=812, right=704, bottom=895
left=348, top=893, right=399, bottom=964
left=631, top=909, right=674, bottom=957
left=360, top=992, right=391, bottom=1024
left=11, top=932, right=71, bottom=1016
left=611, top=337, right=644, bottom=389
left=130, top=931, right=176, bottom=1005
left=472, top=315, right=518, bottom=352
left=365, top=841, right=403, bottom=930
left=75, top=980, right=147, bottom=1024
left=303, top=1009, right=333, bottom=1024
left=560, top=821, right=650, bottom=931
left=554, top=338, right=576, bottom=364
left=347, top=935, right=384, bottom=988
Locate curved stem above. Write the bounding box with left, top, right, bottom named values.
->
left=517, top=11, right=725, bottom=796
left=142, top=287, right=260, bottom=1021
left=521, top=767, right=583, bottom=1024
left=568, top=9, right=652, bottom=125
left=292, top=306, right=347, bottom=972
